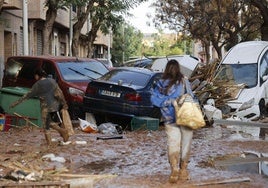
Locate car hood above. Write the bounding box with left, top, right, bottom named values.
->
left=151, top=55, right=200, bottom=77
left=227, top=87, right=256, bottom=104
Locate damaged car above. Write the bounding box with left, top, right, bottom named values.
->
left=83, top=67, right=162, bottom=124
left=214, top=41, right=268, bottom=120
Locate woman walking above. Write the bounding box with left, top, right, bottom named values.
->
left=151, top=59, right=195, bottom=183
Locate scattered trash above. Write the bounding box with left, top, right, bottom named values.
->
left=51, top=138, right=58, bottom=142
left=98, top=123, right=120, bottom=135
left=78, top=118, right=98, bottom=133
left=214, top=151, right=268, bottom=176
left=60, top=141, right=72, bottom=145
left=203, top=104, right=222, bottom=121
left=75, top=140, right=87, bottom=145
left=261, top=153, right=268, bottom=176
left=96, top=135, right=123, bottom=140
left=4, top=170, right=42, bottom=181
left=42, top=153, right=66, bottom=163
left=0, top=113, right=12, bottom=131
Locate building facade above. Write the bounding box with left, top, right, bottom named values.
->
left=0, top=0, right=110, bottom=87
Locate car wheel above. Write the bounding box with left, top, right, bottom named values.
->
left=259, top=99, right=268, bottom=117
left=94, top=113, right=108, bottom=125
left=151, top=107, right=161, bottom=119
left=259, top=99, right=268, bottom=138
left=68, top=108, right=85, bottom=120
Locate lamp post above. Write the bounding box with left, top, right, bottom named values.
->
left=23, top=0, right=28, bottom=55
left=69, top=5, right=73, bottom=56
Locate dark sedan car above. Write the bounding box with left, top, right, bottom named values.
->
left=83, top=67, right=162, bottom=124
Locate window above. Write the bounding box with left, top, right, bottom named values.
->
left=260, top=50, right=268, bottom=78
left=100, top=69, right=151, bottom=87
left=42, top=61, right=56, bottom=79
left=57, top=61, right=109, bottom=81
left=5, top=59, right=39, bottom=80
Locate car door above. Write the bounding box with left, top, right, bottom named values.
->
left=259, top=49, right=268, bottom=104
left=3, top=58, right=40, bottom=88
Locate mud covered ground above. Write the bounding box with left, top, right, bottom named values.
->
left=0, top=122, right=268, bottom=188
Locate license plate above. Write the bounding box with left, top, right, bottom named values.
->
left=100, top=90, right=121, bottom=98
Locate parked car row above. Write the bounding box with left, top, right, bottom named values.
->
left=0, top=54, right=200, bottom=124
left=1, top=41, right=267, bottom=125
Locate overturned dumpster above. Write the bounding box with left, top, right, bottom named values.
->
left=0, top=87, right=42, bottom=127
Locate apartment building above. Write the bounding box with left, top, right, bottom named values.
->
left=0, top=0, right=110, bottom=86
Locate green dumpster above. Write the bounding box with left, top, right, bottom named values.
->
left=0, top=87, right=42, bottom=127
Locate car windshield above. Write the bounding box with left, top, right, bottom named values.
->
left=57, top=61, right=109, bottom=81
left=215, top=63, right=258, bottom=88
left=99, top=69, right=151, bottom=87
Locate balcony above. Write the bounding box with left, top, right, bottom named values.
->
left=2, top=0, right=22, bottom=10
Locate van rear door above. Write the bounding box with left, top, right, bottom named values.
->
left=3, top=57, right=40, bottom=88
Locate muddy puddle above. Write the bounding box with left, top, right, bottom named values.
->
left=213, top=151, right=268, bottom=176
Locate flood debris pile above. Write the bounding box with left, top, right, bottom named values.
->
left=0, top=151, right=67, bottom=183
left=190, top=60, right=246, bottom=119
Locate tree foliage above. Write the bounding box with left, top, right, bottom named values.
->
left=111, top=24, right=143, bottom=65
left=42, top=0, right=146, bottom=56
left=153, top=0, right=263, bottom=61
left=70, top=0, right=145, bottom=57
left=248, top=0, right=268, bottom=40
left=142, top=33, right=185, bottom=57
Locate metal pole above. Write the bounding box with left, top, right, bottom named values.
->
left=69, top=5, right=73, bottom=56
left=23, top=0, right=28, bottom=55
left=122, top=26, right=125, bottom=64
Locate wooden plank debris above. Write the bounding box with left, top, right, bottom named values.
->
left=194, top=177, right=251, bottom=186
left=13, top=112, right=39, bottom=128
left=0, top=181, right=70, bottom=188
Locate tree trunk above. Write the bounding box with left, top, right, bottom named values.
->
left=43, top=8, right=57, bottom=55
left=200, top=39, right=211, bottom=63
left=72, top=20, right=86, bottom=56
left=212, top=41, right=222, bottom=60
left=261, top=24, right=268, bottom=41
left=87, top=42, right=94, bottom=58
left=72, top=30, right=80, bottom=57
left=71, top=4, right=92, bottom=57
left=87, top=29, right=98, bottom=58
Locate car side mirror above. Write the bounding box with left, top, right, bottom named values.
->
left=262, top=75, right=268, bottom=82
left=152, top=81, right=158, bottom=89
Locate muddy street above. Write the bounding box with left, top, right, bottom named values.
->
left=0, top=122, right=268, bottom=188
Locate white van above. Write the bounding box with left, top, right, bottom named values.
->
left=151, top=55, right=200, bottom=78
left=214, top=41, right=268, bottom=120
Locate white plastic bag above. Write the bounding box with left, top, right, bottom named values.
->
left=98, top=123, right=119, bottom=135
left=78, top=118, right=98, bottom=133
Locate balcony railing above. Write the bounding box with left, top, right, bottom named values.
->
left=3, top=0, right=22, bottom=10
